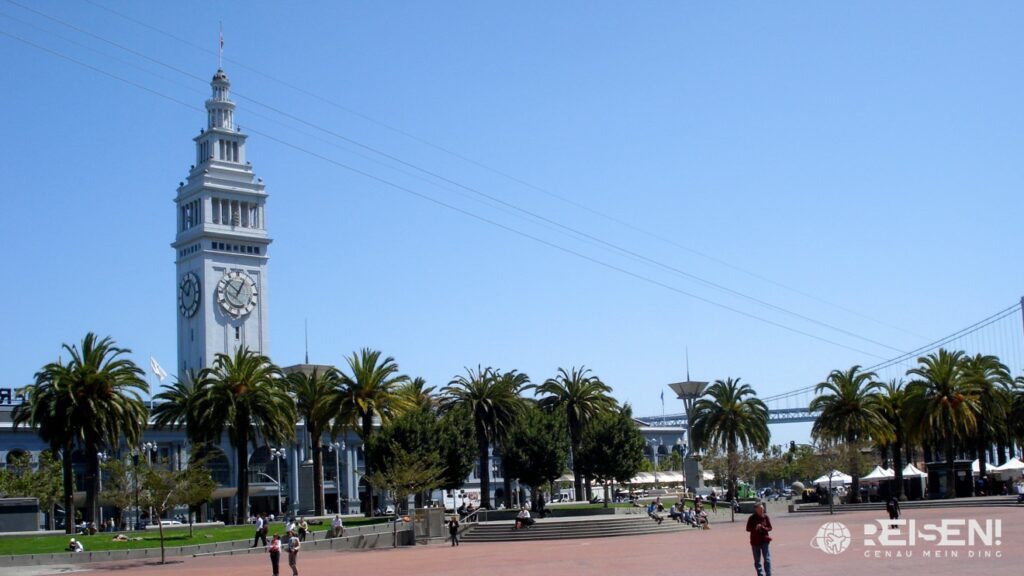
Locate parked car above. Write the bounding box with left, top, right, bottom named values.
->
left=158, top=520, right=182, bottom=526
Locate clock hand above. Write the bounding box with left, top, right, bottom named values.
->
left=233, top=281, right=244, bottom=298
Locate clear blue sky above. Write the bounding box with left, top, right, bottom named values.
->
left=2, top=1, right=1023, bottom=447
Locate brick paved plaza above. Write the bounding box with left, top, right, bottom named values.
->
left=23, top=506, right=1022, bottom=576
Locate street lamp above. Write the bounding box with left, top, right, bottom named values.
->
left=329, top=442, right=345, bottom=514
left=649, top=438, right=661, bottom=486
left=141, top=442, right=156, bottom=527
left=97, top=452, right=107, bottom=525
left=270, top=448, right=286, bottom=517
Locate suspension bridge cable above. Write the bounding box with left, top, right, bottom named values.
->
left=761, top=301, right=1024, bottom=401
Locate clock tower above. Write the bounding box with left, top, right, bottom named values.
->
left=173, top=68, right=271, bottom=375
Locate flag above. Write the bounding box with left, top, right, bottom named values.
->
left=150, top=356, right=168, bottom=382
left=660, top=390, right=664, bottom=403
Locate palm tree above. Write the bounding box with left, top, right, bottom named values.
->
left=13, top=362, right=78, bottom=533
left=287, top=368, right=341, bottom=516
left=906, top=349, right=980, bottom=498
left=152, top=370, right=209, bottom=444
left=959, top=353, right=1011, bottom=485
left=877, top=379, right=908, bottom=499
left=22, top=334, right=150, bottom=526
left=336, top=348, right=407, bottom=516
left=493, top=370, right=531, bottom=508
left=809, top=365, right=889, bottom=503
left=395, top=377, right=437, bottom=414
left=690, top=377, right=769, bottom=498
left=195, top=348, right=295, bottom=523
left=441, top=366, right=524, bottom=510
left=534, top=366, right=616, bottom=502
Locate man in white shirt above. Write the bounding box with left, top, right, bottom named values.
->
left=253, top=514, right=267, bottom=548
left=331, top=514, right=344, bottom=538
left=515, top=505, right=534, bottom=530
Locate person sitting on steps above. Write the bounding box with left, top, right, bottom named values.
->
left=514, top=505, right=535, bottom=530
left=646, top=501, right=663, bottom=525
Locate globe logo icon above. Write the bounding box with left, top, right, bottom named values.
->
left=810, top=521, right=851, bottom=555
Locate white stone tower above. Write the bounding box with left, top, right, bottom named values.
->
left=173, top=68, right=271, bottom=375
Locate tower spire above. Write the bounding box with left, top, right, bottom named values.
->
left=218, top=22, right=224, bottom=69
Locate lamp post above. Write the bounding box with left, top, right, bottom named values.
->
left=668, top=380, right=708, bottom=490
left=270, top=448, right=286, bottom=517
left=141, top=442, right=156, bottom=527
left=649, top=438, right=661, bottom=486
left=329, top=442, right=344, bottom=514
left=96, top=452, right=107, bottom=525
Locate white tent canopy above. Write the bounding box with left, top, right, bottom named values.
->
left=702, top=470, right=716, bottom=481
left=992, top=457, right=1024, bottom=478
left=813, top=470, right=852, bottom=486
left=972, top=459, right=996, bottom=475
left=901, top=463, right=927, bottom=478
left=861, top=466, right=895, bottom=482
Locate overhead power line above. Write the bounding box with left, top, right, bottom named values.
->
left=2, top=0, right=908, bottom=355
left=0, top=26, right=893, bottom=360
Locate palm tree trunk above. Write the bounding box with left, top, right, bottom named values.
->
left=236, top=425, right=250, bottom=524
left=727, top=438, right=738, bottom=499
left=893, top=429, right=905, bottom=500
left=477, top=429, right=491, bottom=510
left=362, top=414, right=375, bottom=516
left=571, top=442, right=583, bottom=502
left=944, top=423, right=956, bottom=499
left=312, top=436, right=324, bottom=516
left=61, top=445, right=74, bottom=534
left=848, top=434, right=861, bottom=504
left=85, top=441, right=99, bottom=527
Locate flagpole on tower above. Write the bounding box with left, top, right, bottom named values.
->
left=219, top=22, right=224, bottom=69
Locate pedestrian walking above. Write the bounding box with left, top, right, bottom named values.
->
left=885, top=496, right=901, bottom=528
left=267, top=533, right=281, bottom=576
left=448, top=515, right=460, bottom=546
left=746, top=503, right=772, bottom=576
left=252, top=514, right=267, bottom=548
left=709, top=491, right=719, bottom=514
left=287, top=529, right=301, bottom=576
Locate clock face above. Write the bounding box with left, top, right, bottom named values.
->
left=216, top=271, right=258, bottom=317
left=178, top=272, right=200, bottom=318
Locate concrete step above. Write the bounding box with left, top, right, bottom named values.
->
left=791, top=497, right=1022, bottom=515
left=460, top=516, right=698, bottom=542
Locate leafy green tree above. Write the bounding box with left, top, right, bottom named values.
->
left=365, top=443, right=443, bottom=546
left=579, top=405, right=646, bottom=506
left=99, top=456, right=140, bottom=531
left=906, top=349, right=979, bottom=498
left=809, top=365, right=889, bottom=503
left=502, top=405, right=569, bottom=509
left=436, top=409, right=477, bottom=494
left=534, top=366, right=616, bottom=501
left=336, top=348, right=408, bottom=516
left=288, top=368, right=341, bottom=516
left=690, top=377, right=769, bottom=498
left=441, top=366, right=524, bottom=510
left=195, top=347, right=295, bottom=522
left=140, top=461, right=216, bottom=563
left=0, top=452, right=63, bottom=529
left=960, top=353, right=1011, bottom=483
left=13, top=370, right=77, bottom=533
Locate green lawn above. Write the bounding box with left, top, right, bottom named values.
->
left=0, top=518, right=388, bottom=557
